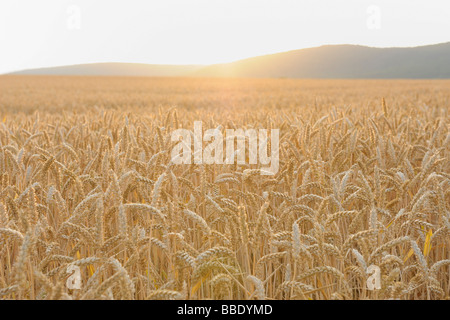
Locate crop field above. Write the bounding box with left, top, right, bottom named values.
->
left=0, top=75, right=449, bottom=300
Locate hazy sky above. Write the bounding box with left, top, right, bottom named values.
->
left=1, top=0, right=449, bottom=74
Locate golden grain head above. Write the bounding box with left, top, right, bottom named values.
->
left=0, top=76, right=449, bottom=300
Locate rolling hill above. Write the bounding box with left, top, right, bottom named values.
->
left=9, top=42, right=450, bottom=78
left=11, top=63, right=203, bottom=77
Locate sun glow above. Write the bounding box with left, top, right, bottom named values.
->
left=1, top=0, right=450, bottom=74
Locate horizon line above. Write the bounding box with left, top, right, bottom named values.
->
left=4, top=41, right=450, bottom=76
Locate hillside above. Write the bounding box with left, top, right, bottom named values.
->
left=9, top=42, right=450, bottom=78
left=196, top=42, right=450, bottom=78
left=11, top=63, right=203, bottom=77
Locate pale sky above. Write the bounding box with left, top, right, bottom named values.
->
left=1, top=0, right=449, bottom=74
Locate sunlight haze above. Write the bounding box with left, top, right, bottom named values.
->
left=1, top=0, right=450, bottom=74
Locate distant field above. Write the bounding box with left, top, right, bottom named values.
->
left=0, top=76, right=449, bottom=300
left=2, top=76, right=450, bottom=114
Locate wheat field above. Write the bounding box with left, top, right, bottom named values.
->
left=0, top=76, right=449, bottom=300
